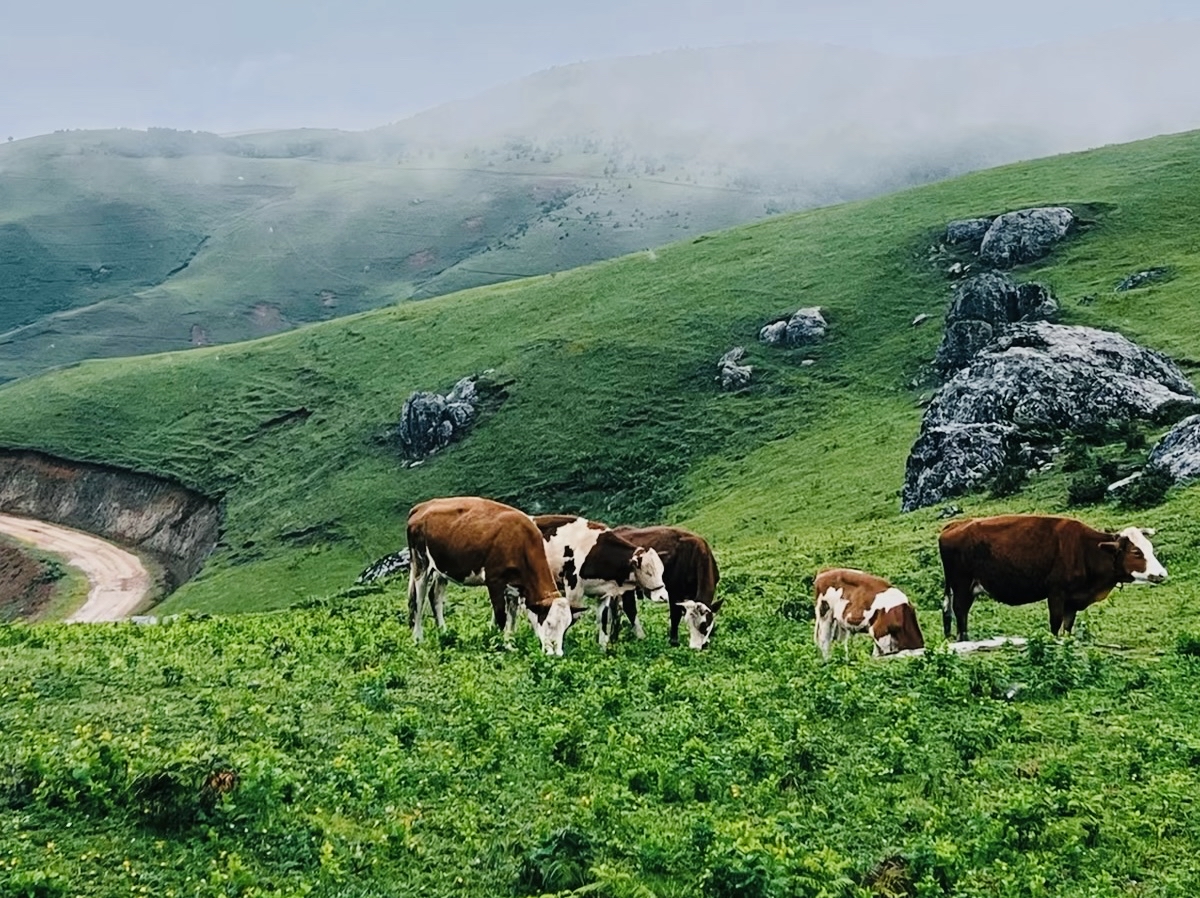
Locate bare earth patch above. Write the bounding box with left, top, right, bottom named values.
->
left=0, top=513, right=152, bottom=622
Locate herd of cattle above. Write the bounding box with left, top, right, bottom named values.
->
left=405, top=496, right=1169, bottom=657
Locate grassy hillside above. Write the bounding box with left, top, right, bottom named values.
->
left=7, top=28, right=1200, bottom=385
left=3, top=130, right=1200, bottom=896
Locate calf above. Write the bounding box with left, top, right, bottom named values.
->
left=529, top=515, right=667, bottom=648
left=406, top=496, right=584, bottom=655
left=813, top=568, right=924, bottom=659
left=938, top=514, right=1167, bottom=640
left=611, top=525, right=722, bottom=649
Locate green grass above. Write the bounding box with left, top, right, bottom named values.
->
left=3, top=130, right=1200, bottom=895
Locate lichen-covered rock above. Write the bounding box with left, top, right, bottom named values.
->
left=1147, top=414, right=1200, bottom=484
left=902, top=322, right=1199, bottom=511
left=978, top=206, right=1074, bottom=268
left=1116, top=267, right=1171, bottom=292
left=356, top=548, right=411, bottom=584
left=717, top=346, right=752, bottom=390
left=933, top=272, right=1059, bottom=377
left=759, top=307, right=827, bottom=346
left=397, top=376, right=479, bottom=459
left=945, top=217, right=992, bottom=247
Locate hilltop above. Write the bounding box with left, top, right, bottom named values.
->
left=4, top=29, right=1200, bottom=382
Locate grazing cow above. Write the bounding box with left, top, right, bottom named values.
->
left=611, top=525, right=722, bottom=649
left=813, top=568, right=925, bottom=659
left=938, top=514, right=1168, bottom=640
left=529, top=515, right=668, bottom=648
left=406, top=497, right=584, bottom=655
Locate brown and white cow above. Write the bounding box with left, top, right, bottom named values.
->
left=611, top=525, right=722, bottom=650
left=938, top=514, right=1168, bottom=641
left=528, top=515, right=667, bottom=648
left=406, top=497, right=584, bottom=655
left=813, top=568, right=925, bottom=659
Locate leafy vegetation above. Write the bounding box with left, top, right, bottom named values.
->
left=2, top=129, right=1200, bottom=894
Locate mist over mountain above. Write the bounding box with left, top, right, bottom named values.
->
left=2, top=28, right=1199, bottom=383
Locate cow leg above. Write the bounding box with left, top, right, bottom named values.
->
left=622, top=590, right=645, bottom=640
left=1062, top=607, right=1079, bottom=635
left=503, top=586, right=521, bottom=639
left=430, top=574, right=448, bottom=631
left=947, top=579, right=974, bottom=642
left=668, top=600, right=684, bottom=647
left=487, top=581, right=509, bottom=633
left=408, top=565, right=431, bottom=643
left=597, top=597, right=614, bottom=650
left=1048, top=596, right=1066, bottom=636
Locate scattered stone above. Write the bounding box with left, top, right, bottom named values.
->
left=945, top=217, right=993, bottom=247
left=1147, top=414, right=1200, bottom=484
left=1116, top=267, right=1171, bottom=292
left=933, top=272, right=1059, bottom=378
left=978, top=206, right=1074, bottom=268
left=759, top=307, right=827, bottom=347
left=397, top=376, right=479, bottom=459
left=903, top=322, right=1199, bottom=511
left=357, top=548, right=411, bottom=584
left=937, top=504, right=963, bottom=519
left=911, top=313, right=930, bottom=327
left=717, top=347, right=753, bottom=390
left=800, top=359, right=816, bottom=367
left=946, top=261, right=971, bottom=278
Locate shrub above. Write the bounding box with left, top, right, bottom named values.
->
left=514, top=827, right=595, bottom=895
left=1117, top=468, right=1172, bottom=510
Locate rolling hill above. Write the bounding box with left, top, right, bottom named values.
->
left=4, top=28, right=1200, bottom=383
left=3, top=129, right=1200, bottom=897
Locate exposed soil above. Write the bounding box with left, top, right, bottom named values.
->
left=0, top=541, right=55, bottom=622
left=0, top=513, right=151, bottom=622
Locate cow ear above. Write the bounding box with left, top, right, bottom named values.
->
left=1098, top=540, right=1121, bottom=555
left=1140, top=527, right=1157, bottom=537
left=632, top=546, right=646, bottom=562
left=679, top=600, right=698, bottom=613
left=709, top=599, right=724, bottom=615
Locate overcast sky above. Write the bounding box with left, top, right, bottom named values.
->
left=3, top=0, right=1196, bottom=140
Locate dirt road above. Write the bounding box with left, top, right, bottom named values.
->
left=0, top=513, right=152, bottom=622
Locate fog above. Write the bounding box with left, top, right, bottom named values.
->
left=2, top=0, right=1198, bottom=141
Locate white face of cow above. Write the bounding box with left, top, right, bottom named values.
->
left=526, top=597, right=586, bottom=656
left=679, top=599, right=721, bottom=650
left=1120, top=527, right=1168, bottom=583
left=632, top=547, right=668, bottom=601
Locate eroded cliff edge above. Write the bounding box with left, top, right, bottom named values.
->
left=0, top=450, right=220, bottom=591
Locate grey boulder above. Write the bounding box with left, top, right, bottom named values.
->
left=903, top=322, right=1198, bottom=511
left=1147, top=414, right=1200, bottom=484
left=978, top=207, right=1075, bottom=268
left=397, top=376, right=479, bottom=459
left=759, top=307, right=827, bottom=347
left=934, top=272, right=1059, bottom=377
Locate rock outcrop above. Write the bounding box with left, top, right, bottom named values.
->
left=903, top=322, right=1199, bottom=511
left=717, top=347, right=752, bottom=390
left=1116, top=267, right=1171, bottom=292
left=759, top=307, right=827, bottom=347
left=1147, top=415, right=1200, bottom=485
left=0, top=450, right=220, bottom=588
left=945, top=218, right=992, bottom=246
left=356, top=548, right=411, bottom=584
left=397, top=376, right=479, bottom=460
left=934, top=272, right=1059, bottom=378
left=978, top=207, right=1075, bottom=268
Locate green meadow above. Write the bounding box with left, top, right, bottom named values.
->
left=2, top=131, right=1200, bottom=896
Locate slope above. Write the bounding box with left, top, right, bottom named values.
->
left=0, top=130, right=1197, bottom=627
left=5, top=29, right=1200, bottom=383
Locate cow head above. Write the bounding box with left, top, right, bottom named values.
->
left=866, top=589, right=924, bottom=656
left=525, top=597, right=589, bottom=656
left=631, top=546, right=668, bottom=601
left=1106, top=527, right=1168, bottom=584
left=679, top=599, right=724, bottom=650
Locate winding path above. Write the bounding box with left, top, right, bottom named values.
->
left=0, top=513, right=151, bottom=622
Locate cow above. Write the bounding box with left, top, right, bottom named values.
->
left=813, top=567, right=925, bottom=659
left=938, top=514, right=1168, bottom=641
left=405, top=497, right=584, bottom=655
left=527, top=515, right=668, bottom=648
left=610, top=525, right=722, bottom=650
